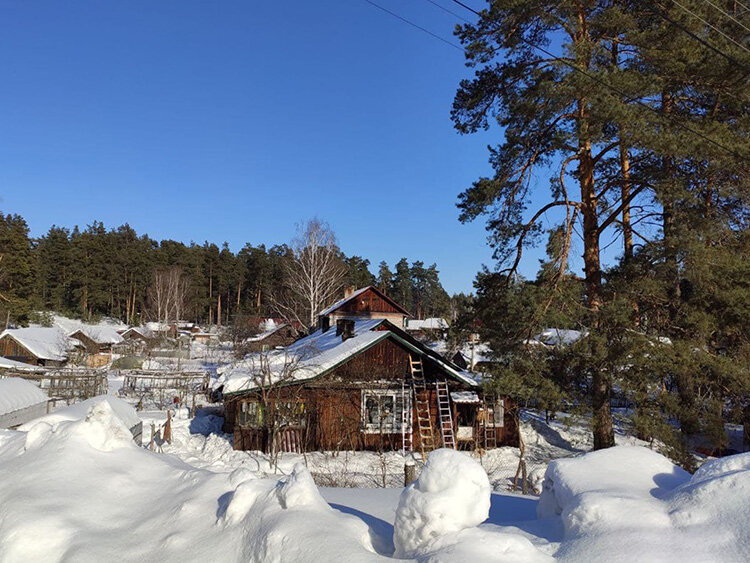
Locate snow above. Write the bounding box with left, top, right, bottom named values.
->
left=51, top=314, right=125, bottom=345
left=0, top=356, right=44, bottom=371
left=450, top=391, right=480, bottom=403
left=0, top=378, right=47, bottom=416
left=527, top=328, right=587, bottom=348
left=19, top=394, right=141, bottom=432
left=0, top=327, right=72, bottom=361
left=406, top=318, right=450, bottom=331
left=394, top=448, right=492, bottom=556
left=1, top=391, right=749, bottom=562
left=538, top=446, right=750, bottom=562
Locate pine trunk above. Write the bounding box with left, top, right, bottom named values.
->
left=579, top=99, right=614, bottom=451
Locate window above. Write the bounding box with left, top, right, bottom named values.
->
left=238, top=401, right=263, bottom=427
left=237, top=400, right=306, bottom=428
left=362, top=390, right=410, bottom=434
left=493, top=399, right=505, bottom=427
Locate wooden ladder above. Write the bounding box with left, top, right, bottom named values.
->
left=435, top=380, right=456, bottom=449
left=483, top=401, right=497, bottom=449
left=409, top=356, right=435, bottom=458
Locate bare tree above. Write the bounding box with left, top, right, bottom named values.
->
left=147, top=266, right=190, bottom=329
left=273, top=218, right=346, bottom=330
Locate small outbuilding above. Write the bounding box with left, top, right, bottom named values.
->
left=0, top=378, right=49, bottom=429
left=0, top=327, right=71, bottom=367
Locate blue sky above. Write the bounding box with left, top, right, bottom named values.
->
left=0, top=0, right=570, bottom=294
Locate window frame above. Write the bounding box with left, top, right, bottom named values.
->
left=361, top=389, right=410, bottom=434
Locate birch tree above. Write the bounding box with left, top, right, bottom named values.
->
left=274, top=219, right=346, bottom=330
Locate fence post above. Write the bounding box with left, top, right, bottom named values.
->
left=404, top=460, right=417, bottom=487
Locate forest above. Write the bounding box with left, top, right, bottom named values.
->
left=0, top=214, right=455, bottom=330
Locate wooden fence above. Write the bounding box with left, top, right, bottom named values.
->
left=119, top=370, right=210, bottom=404
left=1, top=370, right=108, bottom=406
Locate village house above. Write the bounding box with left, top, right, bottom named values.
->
left=243, top=321, right=302, bottom=353
left=218, top=286, right=517, bottom=455
left=0, top=327, right=72, bottom=367
left=405, top=317, right=450, bottom=341
left=68, top=326, right=124, bottom=367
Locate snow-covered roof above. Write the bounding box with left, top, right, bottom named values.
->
left=450, top=391, right=480, bottom=404
left=120, top=327, right=152, bottom=339
left=0, top=327, right=73, bottom=361
left=526, top=328, right=587, bottom=348
left=244, top=323, right=291, bottom=343
left=406, top=318, right=450, bottom=331
left=145, top=322, right=171, bottom=332
left=0, top=378, right=48, bottom=416
left=68, top=326, right=124, bottom=345
left=218, top=319, right=476, bottom=394
left=0, top=356, right=45, bottom=371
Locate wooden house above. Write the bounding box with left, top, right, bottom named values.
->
left=0, top=327, right=71, bottom=367
left=218, top=287, right=517, bottom=455
left=318, top=286, right=411, bottom=329
left=243, top=323, right=302, bottom=352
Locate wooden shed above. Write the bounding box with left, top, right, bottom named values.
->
left=0, top=327, right=70, bottom=367
left=0, top=378, right=49, bottom=429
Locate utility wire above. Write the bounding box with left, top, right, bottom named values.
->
left=699, top=0, right=750, bottom=34
left=448, top=0, right=746, bottom=160
left=422, top=0, right=471, bottom=23
left=362, top=0, right=463, bottom=51
left=649, top=1, right=750, bottom=74
left=671, top=0, right=750, bottom=55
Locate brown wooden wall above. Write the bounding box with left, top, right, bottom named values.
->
left=336, top=288, right=403, bottom=315
left=224, top=386, right=519, bottom=454
left=0, top=336, right=39, bottom=365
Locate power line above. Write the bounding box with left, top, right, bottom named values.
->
left=362, top=0, right=464, bottom=52
left=699, top=0, right=750, bottom=34
left=448, top=0, right=746, bottom=160
left=671, top=0, right=750, bottom=55
left=422, top=0, right=471, bottom=23
left=648, top=1, right=750, bottom=74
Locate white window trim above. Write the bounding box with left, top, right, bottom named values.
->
left=361, top=389, right=411, bottom=434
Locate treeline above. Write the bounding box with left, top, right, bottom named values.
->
left=452, top=0, right=749, bottom=464
left=0, top=215, right=452, bottom=328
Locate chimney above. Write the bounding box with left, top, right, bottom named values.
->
left=336, top=319, right=355, bottom=341
left=344, top=286, right=356, bottom=298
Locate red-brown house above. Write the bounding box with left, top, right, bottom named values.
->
left=218, top=286, right=517, bottom=455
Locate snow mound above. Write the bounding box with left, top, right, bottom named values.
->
left=394, top=449, right=550, bottom=561
left=20, top=395, right=141, bottom=432
left=23, top=400, right=135, bottom=452
left=224, top=464, right=389, bottom=562
left=538, top=446, right=750, bottom=562
left=394, top=449, right=491, bottom=557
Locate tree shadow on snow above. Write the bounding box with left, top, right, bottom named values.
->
left=484, top=493, right=564, bottom=544
left=651, top=467, right=691, bottom=498
left=328, top=503, right=395, bottom=556
left=527, top=417, right=586, bottom=453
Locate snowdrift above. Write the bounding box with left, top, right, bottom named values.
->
left=1, top=406, right=749, bottom=563
left=538, top=446, right=750, bottom=562
left=0, top=402, right=388, bottom=563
